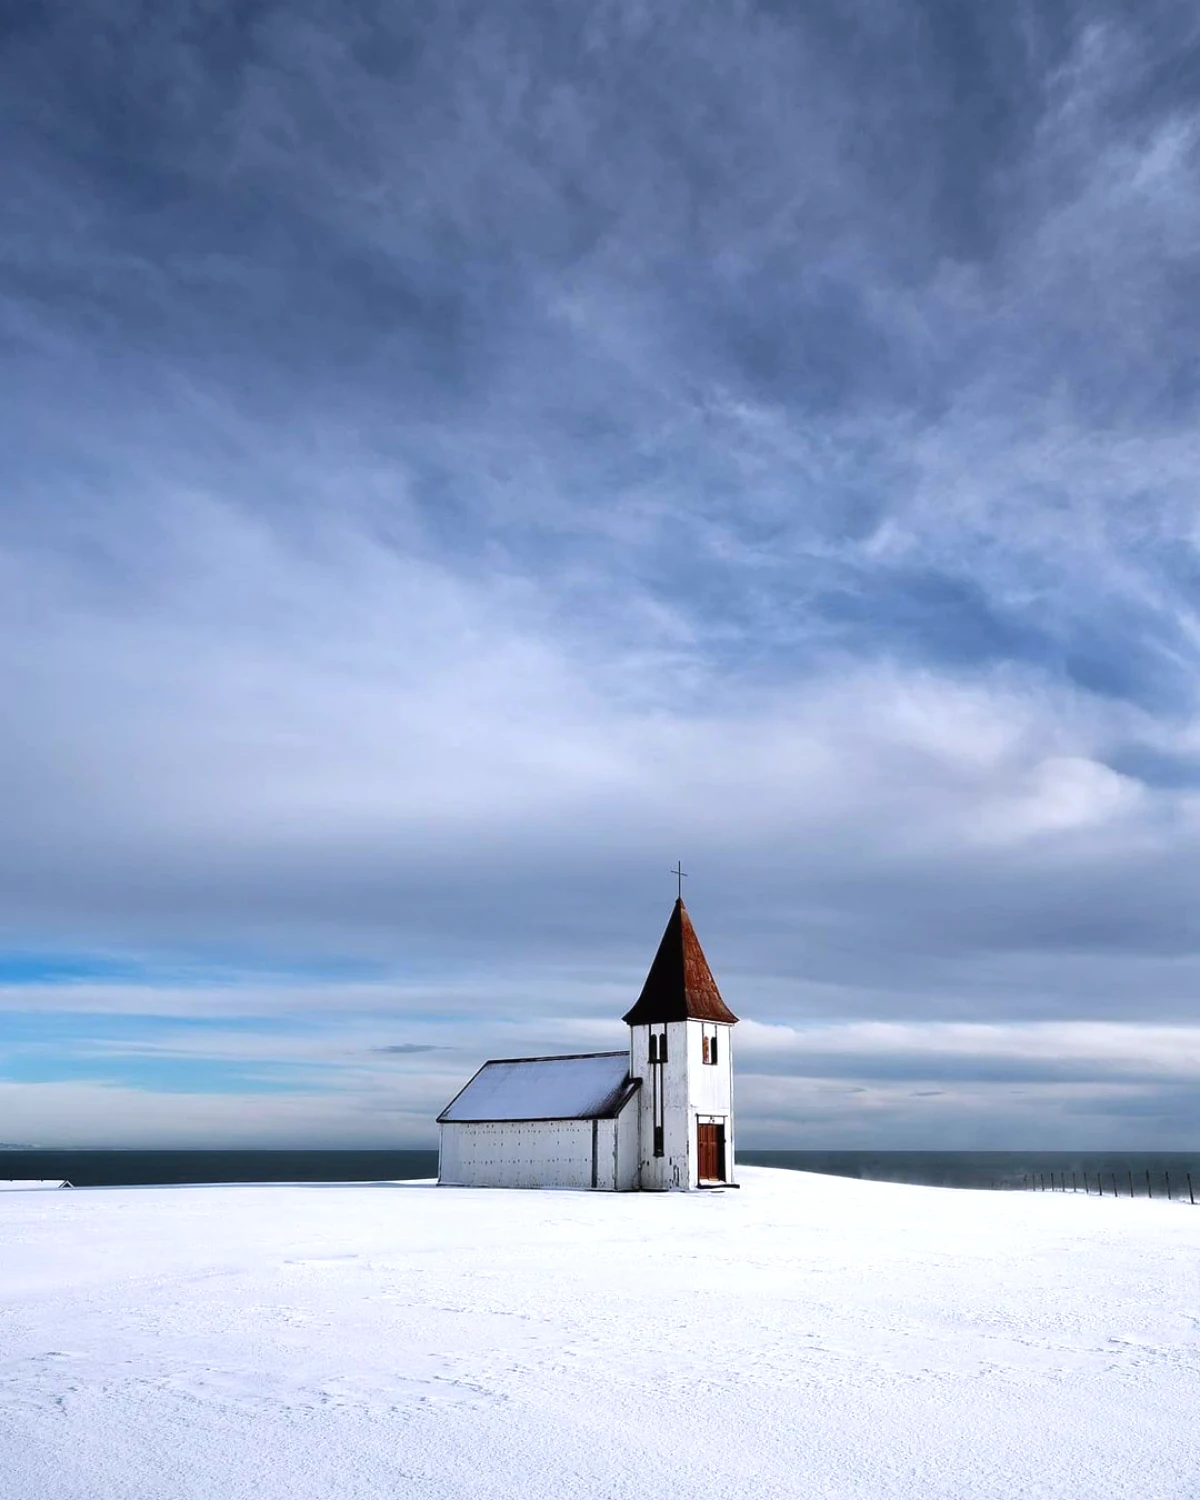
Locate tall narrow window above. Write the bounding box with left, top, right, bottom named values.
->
left=658, top=1032, right=668, bottom=1064
left=648, top=1035, right=658, bottom=1064
left=710, top=1033, right=719, bottom=1066
left=702, top=1035, right=711, bottom=1064
left=653, top=1124, right=664, bottom=1157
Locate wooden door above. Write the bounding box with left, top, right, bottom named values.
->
left=697, top=1122, right=726, bottom=1182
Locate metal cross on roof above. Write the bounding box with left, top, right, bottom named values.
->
left=671, top=861, right=688, bottom=901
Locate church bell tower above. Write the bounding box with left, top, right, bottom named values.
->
left=624, top=898, right=739, bottom=1190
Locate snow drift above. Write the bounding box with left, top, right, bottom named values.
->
left=1, top=1167, right=1197, bottom=1499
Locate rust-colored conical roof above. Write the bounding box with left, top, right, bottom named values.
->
left=622, top=899, right=739, bottom=1027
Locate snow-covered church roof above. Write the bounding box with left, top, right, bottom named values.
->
left=437, top=1051, right=638, bottom=1124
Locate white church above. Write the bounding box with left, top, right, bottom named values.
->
left=437, top=897, right=738, bottom=1191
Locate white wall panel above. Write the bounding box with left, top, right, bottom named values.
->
left=439, top=1120, right=594, bottom=1189
left=615, top=1098, right=640, bottom=1191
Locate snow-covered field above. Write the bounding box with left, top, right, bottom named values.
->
left=1, top=1167, right=1197, bottom=1499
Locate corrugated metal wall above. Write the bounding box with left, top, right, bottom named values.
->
left=439, top=1120, right=593, bottom=1188
left=439, top=1115, right=639, bottom=1191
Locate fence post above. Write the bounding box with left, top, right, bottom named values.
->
left=1189, top=1173, right=1195, bottom=1206
left=1128, top=1170, right=1134, bottom=1198
left=1166, top=1170, right=1171, bottom=1201
left=1111, top=1174, right=1118, bottom=1197
left=1072, top=1172, right=1078, bottom=1193
left=1146, top=1169, right=1152, bottom=1199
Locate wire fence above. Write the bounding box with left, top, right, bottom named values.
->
left=1016, top=1168, right=1196, bottom=1202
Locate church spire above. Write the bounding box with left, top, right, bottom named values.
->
left=622, top=899, right=739, bottom=1027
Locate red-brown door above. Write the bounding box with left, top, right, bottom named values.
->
left=697, top=1123, right=726, bottom=1182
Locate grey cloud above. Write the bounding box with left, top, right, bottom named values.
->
left=739, top=1051, right=1200, bottom=1088
left=4, top=2, right=1200, bottom=1144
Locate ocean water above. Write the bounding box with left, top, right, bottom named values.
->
left=739, top=1150, right=1200, bottom=1198
left=3, top=1148, right=1198, bottom=1196
left=0, top=1150, right=440, bottom=1188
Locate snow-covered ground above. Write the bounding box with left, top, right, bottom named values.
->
left=1, top=1167, right=1197, bottom=1499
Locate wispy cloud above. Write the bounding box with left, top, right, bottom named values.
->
left=3, top=2, right=1200, bottom=1144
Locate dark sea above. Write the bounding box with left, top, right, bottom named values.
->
left=740, top=1150, right=1200, bottom=1199
left=3, top=1148, right=1199, bottom=1197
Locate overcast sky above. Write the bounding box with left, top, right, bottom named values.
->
left=4, top=1, right=1200, bottom=1149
